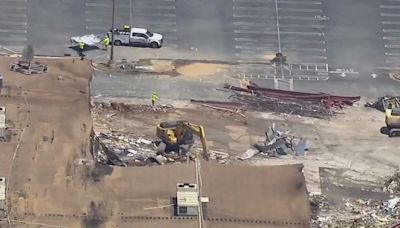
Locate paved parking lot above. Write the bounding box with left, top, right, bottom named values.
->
left=381, top=0, right=400, bottom=67
left=0, top=0, right=28, bottom=51
left=232, top=0, right=328, bottom=66
left=0, top=0, right=398, bottom=84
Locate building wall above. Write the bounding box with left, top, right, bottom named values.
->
left=0, top=177, right=5, bottom=211
left=0, top=107, right=5, bottom=139
left=177, top=206, right=198, bottom=216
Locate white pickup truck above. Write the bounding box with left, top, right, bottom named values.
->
left=108, top=27, right=163, bottom=48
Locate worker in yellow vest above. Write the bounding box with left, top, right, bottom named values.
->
left=101, top=36, right=110, bottom=50
left=78, top=41, right=85, bottom=57
left=151, top=92, right=159, bottom=106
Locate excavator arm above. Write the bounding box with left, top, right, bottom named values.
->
left=181, top=122, right=209, bottom=160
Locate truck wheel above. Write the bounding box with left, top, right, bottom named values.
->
left=150, top=42, right=159, bottom=48
left=114, top=40, right=122, bottom=46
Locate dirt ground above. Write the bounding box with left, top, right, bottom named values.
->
left=0, top=56, right=311, bottom=228
left=92, top=97, right=400, bottom=196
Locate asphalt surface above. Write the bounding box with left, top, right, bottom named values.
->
left=0, top=0, right=399, bottom=97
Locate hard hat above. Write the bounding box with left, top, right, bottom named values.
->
left=152, top=91, right=157, bottom=94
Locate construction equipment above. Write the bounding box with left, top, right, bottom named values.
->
left=108, top=27, right=163, bottom=48
left=385, top=107, right=400, bottom=137
left=156, top=121, right=209, bottom=159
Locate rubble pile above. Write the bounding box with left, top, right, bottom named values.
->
left=310, top=194, right=400, bottom=227
left=225, top=84, right=360, bottom=119
left=385, top=172, right=400, bottom=195
left=192, top=84, right=360, bottom=119
left=239, top=123, right=308, bottom=160
left=93, top=132, right=185, bottom=166
left=365, top=96, right=400, bottom=112
left=93, top=102, right=173, bottom=114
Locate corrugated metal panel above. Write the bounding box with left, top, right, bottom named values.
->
left=0, top=177, right=5, bottom=201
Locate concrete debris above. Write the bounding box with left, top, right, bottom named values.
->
left=238, top=148, right=259, bottom=160
left=365, top=96, right=400, bottom=112
left=384, top=172, right=400, bottom=195
left=240, top=123, right=308, bottom=160
left=310, top=193, right=400, bottom=227
left=93, top=102, right=173, bottom=114
left=92, top=132, right=193, bottom=166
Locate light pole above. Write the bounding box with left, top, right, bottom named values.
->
left=110, top=0, right=115, bottom=64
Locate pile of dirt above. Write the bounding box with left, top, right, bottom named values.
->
left=176, top=63, right=226, bottom=77
left=150, top=59, right=175, bottom=73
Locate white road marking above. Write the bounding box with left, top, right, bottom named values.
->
left=383, top=29, right=400, bottom=32
left=385, top=44, right=400, bottom=48
left=382, top=21, right=400, bottom=24
left=0, top=21, right=27, bottom=26
left=383, top=36, right=400, bottom=40
left=380, top=5, right=400, bottom=9
left=234, top=29, right=324, bottom=36
left=283, top=47, right=326, bottom=52
left=381, top=13, right=400, bottom=17
left=232, top=0, right=321, bottom=4
left=235, top=45, right=276, bottom=51
left=385, top=52, right=400, bottom=56
left=0, top=29, right=26, bottom=33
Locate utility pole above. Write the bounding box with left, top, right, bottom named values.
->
left=109, top=0, right=115, bottom=64
left=130, top=0, right=133, bottom=27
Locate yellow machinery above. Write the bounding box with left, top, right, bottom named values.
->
left=156, top=121, right=209, bottom=159
left=385, top=106, right=400, bottom=137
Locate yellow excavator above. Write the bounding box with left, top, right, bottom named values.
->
left=386, top=106, right=400, bottom=137
left=156, top=121, right=209, bottom=159
left=385, top=98, right=400, bottom=137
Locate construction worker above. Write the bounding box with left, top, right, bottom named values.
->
left=123, top=25, right=130, bottom=31
left=78, top=41, right=85, bottom=57
left=101, top=36, right=110, bottom=50
left=151, top=92, right=159, bottom=106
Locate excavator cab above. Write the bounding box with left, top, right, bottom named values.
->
left=156, top=121, right=209, bottom=158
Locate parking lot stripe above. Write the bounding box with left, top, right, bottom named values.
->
left=382, top=21, right=400, bottom=24
left=233, top=14, right=274, bottom=19
left=381, top=13, right=400, bottom=17
left=380, top=5, right=400, bottom=9
left=283, top=47, right=326, bottom=52
left=385, top=44, right=400, bottom=48
left=233, top=0, right=321, bottom=4
left=383, top=29, right=400, bottom=32
left=0, top=21, right=27, bottom=26
left=383, top=36, right=400, bottom=40
left=385, top=52, right=400, bottom=56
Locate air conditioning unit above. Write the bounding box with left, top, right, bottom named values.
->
left=176, top=183, right=199, bottom=216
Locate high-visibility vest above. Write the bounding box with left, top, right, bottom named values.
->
left=79, top=42, right=85, bottom=50
left=102, top=37, right=110, bottom=45
left=151, top=94, right=159, bottom=102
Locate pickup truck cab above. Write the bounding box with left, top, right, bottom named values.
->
left=108, top=27, right=163, bottom=48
